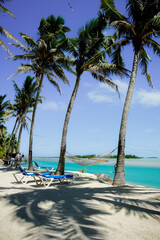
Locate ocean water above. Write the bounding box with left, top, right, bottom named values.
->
left=31, top=157, right=160, bottom=189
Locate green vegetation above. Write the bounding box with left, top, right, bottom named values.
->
left=78, top=168, right=86, bottom=173
left=75, top=154, right=141, bottom=159
left=110, top=155, right=142, bottom=159
left=75, top=154, right=96, bottom=159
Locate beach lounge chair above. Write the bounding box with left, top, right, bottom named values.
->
left=13, top=165, right=52, bottom=184
left=34, top=161, right=54, bottom=172
left=36, top=173, right=75, bottom=188
left=12, top=165, right=35, bottom=184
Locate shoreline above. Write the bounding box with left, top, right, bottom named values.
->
left=0, top=161, right=160, bottom=239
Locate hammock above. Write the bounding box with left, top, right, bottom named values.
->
left=65, top=147, right=117, bottom=166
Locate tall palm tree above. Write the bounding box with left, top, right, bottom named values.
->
left=0, top=94, right=9, bottom=136
left=10, top=29, right=70, bottom=170
left=0, top=94, right=10, bottom=158
left=6, top=76, right=40, bottom=157
left=0, top=0, right=21, bottom=54
left=56, top=17, right=128, bottom=175
left=15, top=76, right=39, bottom=154
left=5, top=109, right=20, bottom=158
left=100, top=0, right=160, bottom=186
left=38, top=15, right=70, bottom=43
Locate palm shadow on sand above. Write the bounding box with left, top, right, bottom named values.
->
left=1, top=177, right=160, bottom=239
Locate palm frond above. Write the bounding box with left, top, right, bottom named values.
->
left=55, top=56, right=77, bottom=75
left=44, top=70, right=59, bottom=80
left=142, top=14, right=160, bottom=35
left=100, top=0, right=127, bottom=22
left=0, top=4, right=15, bottom=18
left=9, top=42, right=32, bottom=52
left=89, top=70, right=119, bottom=95
left=7, top=65, right=33, bottom=79
left=19, top=32, right=37, bottom=48
left=111, top=20, right=136, bottom=36
left=12, top=81, right=21, bottom=96
left=10, top=53, right=35, bottom=61
left=0, top=39, right=12, bottom=55
left=139, top=47, right=153, bottom=87
left=0, top=27, right=21, bottom=43
left=50, top=63, right=69, bottom=84
left=144, top=38, right=160, bottom=56
left=60, top=36, right=78, bottom=58
left=46, top=74, right=61, bottom=94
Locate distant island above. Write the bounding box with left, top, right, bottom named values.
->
left=74, top=154, right=142, bottom=159
left=110, top=154, right=142, bottom=159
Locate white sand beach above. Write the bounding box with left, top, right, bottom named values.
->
left=0, top=161, right=160, bottom=240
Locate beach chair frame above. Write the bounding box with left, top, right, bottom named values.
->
left=13, top=166, right=37, bottom=184
left=34, top=161, right=54, bottom=172
left=36, top=174, right=75, bottom=188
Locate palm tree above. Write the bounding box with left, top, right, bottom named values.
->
left=56, top=17, right=128, bottom=175
left=6, top=76, right=40, bottom=157
left=0, top=0, right=21, bottom=54
left=0, top=94, right=10, bottom=158
left=15, top=76, right=39, bottom=154
left=5, top=112, right=20, bottom=158
left=38, top=15, right=70, bottom=43
left=100, top=0, right=160, bottom=186
left=0, top=94, right=9, bottom=138
left=0, top=94, right=9, bottom=125
left=10, top=23, right=70, bottom=170
left=16, top=119, right=29, bottom=156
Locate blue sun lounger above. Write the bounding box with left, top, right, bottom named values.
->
left=13, top=165, right=52, bottom=184
left=34, top=161, right=54, bottom=171
left=37, top=173, right=75, bottom=188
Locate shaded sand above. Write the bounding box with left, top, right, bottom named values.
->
left=0, top=162, right=160, bottom=240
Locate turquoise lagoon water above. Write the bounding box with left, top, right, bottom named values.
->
left=32, top=157, right=160, bottom=189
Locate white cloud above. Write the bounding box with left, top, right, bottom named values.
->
left=89, top=129, right=101, bottom=134
left=87, top=78, right=160, bottom=108
left=135, top=90, right=160, bottom=106
left=87, top=79, right=128, bottom=103
left=99, top=80, right=128, bottom=95
left=41, top=101, right=66, bottom=111
left=115, top=80, right=128, bottom=95
left=144, top=128, right=155, bottom=133
left=87, top=91, right=113, bottom=103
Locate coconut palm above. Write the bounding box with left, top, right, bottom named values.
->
left=6, top=76, right=40, bottom=157
left=0, top=94, right=9, bottom=136
left=56, top=17, right=129, bottom=175
left=100, top=0, right=160, bottom=186
left=9, top=29, right=70, bottom=170
left=5, top=112, right=20, bottom=158
left=0, top=94, right=10, bottom=158
left=38, top=15, right=70, bottom=43
left=15, top=76, right=40, bottom=154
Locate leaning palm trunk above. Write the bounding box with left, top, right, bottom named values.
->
left=113, top=51, right=139, bottom=186
left=16, top=120, right=23, bottom=154
left=10, top=119, right=21, bottom=156
left=28, top=74, right=44, bottom=171
left=56, top=75, right=81, bottom=175
left=16, top=105, right=30, bottom=154
left=6, top=118, right=18, bottom=157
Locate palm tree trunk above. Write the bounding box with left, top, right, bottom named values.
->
left=56, top=74, right=81, bottom=175
left=17, top=105, right=29, bottom=154
left=28, top=74, right=44, bottom=171
left=6, top=118, right=18, bottom=157
left=16, top=121, right=23, bottom=154
left=113, top=51, right=139, bottom=186
left=10, top=119, right=22, bottom=156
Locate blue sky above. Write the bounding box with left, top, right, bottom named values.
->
left=1, top=0, right=160, bottom=157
